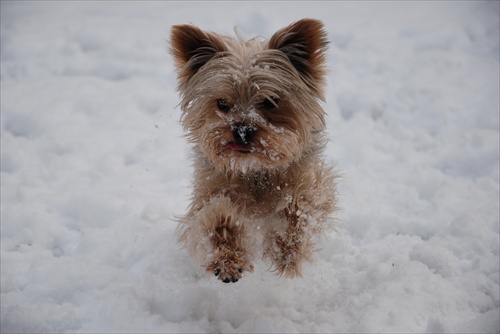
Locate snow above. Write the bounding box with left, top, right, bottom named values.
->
left=1, top=1, right=499, bottom=333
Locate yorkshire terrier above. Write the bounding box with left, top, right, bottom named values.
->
left=171, top=19, right=337, bottom=283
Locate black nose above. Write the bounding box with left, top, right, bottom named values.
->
left=232, top=124, right=255, bottom=145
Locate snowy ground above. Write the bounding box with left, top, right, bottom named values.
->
left=1, top=1, right=499, bottom=333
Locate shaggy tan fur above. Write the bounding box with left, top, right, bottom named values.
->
left=171, top=19, right=337, bottom=283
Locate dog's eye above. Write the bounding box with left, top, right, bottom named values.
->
left=260, top=97, right=279, bottom=110
left=217, top=98, right=232, bottom=113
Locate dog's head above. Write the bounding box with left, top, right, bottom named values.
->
left=171, top=19, right=328, bottom=174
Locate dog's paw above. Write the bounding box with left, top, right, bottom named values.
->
left=264, top=232, right=313, bottom=278
left=272, top=234, right=302, bottom=277
left=207, top=258, right=253, bottom=283
left=214, top=265, right=242, bottom=283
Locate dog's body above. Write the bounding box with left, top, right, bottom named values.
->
left=171, top=19, right=337, bottom=283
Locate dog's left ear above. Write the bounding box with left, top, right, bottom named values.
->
left=268, top=19, right=328, bottom=92
left=170, top=24, right=226, bottom=82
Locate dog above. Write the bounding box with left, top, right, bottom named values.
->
left=170, top=19, right=337, bottom=283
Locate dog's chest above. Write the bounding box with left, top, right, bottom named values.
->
left=226, top=173, right=290, bottom=216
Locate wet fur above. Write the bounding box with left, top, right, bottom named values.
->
left=171, top=19, right=337, bottom=282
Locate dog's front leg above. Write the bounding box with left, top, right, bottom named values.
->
left=178, top=195, right=253, bottom=283
left=264, top=201, right=314, bottom=277
left=264, top=168, right=336, bottom=277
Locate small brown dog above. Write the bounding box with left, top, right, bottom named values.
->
left=171, top=19, right=337, bottom=283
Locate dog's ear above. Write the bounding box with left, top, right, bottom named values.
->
left=171, top=24, right=226, bottom=80
left=268, top=19, right=328, bottom=89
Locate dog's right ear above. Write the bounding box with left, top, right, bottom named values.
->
left=170, top=24, right=226, bottom=81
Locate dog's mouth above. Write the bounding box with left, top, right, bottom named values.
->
left=225, top=142, right=253, bottom=154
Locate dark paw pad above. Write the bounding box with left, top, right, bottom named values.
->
left=208, top=261, right=245, bottom=283
left=217, top=267, right=242, bottom=283
left=221, top=276, right=240, bottom=283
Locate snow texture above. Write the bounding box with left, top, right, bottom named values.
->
left=1, top=1, right=499, bottom=333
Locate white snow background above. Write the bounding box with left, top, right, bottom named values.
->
left=1, top=1, right=499, bottom=333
